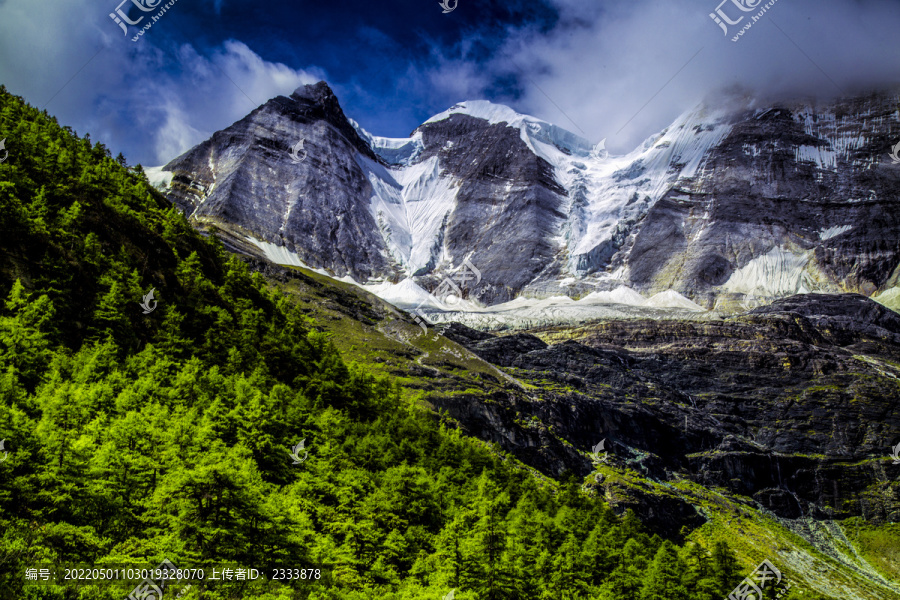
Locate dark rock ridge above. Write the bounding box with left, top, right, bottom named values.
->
left=407, top=114, right=567, bottom=303
left=441, top=294, right=900, bottom=530
left=747, top=292, right=900, bottom=349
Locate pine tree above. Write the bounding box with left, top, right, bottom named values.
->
left=640, top=540, right=688, bottom=600
left=0, top=280, right=56, bottom=391
left=712, top=540, right=742, bottom=596
left=598, top=538, right=649, bottom=600
left=682, top=542, right=719, bottom=600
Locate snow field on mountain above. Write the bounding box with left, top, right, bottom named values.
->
left=359, top=277, right=707, bottom=330
left=357, top=155, right=460, bottom=274
left=643, top=290, right=706, bottom=311
left=424, top=101, right=593, bottom=156
left=567, top=105, right=732, bottom=260
left=581, top=286, right=648, bottom=305
left=324, top=102, right=731, bottom=322
left=361, top=99, right=736, bottom=295
left=420, top=293, right=710, bottom=331
left=365, top=278, right=442, bottom=309
left=720, top=247, right=814, bottom=298
left=349, top=118, right=424, bottom=166
left=244, top=235, right=355, bottom=285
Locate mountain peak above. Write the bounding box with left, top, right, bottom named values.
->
left=424, top=100, right=531, bottom=127
left=290, top=80, right=337, bottom=104
left=157, top=86, right=900, bottom=316
left=421, top=99, right=597, bottom=156
left=276, top=80, right=377, bottom=161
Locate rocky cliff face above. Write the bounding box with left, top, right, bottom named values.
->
left=163, top=82, right=399, bottom=282
left=155, top=82, right=900, bottom=312
left=440, top=293, right=900, bottom=528
left=620, top=95, right=900, bottom=311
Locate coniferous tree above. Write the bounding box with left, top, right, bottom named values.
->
left=597, top=538, right=649, bottom=600
left=712, top=540, right=742, bottom=596
left=641, top=540, right=688, bottom=600
left=0, top=280, right=56, bottom=391
left=682, top=542, right=719, bottom=600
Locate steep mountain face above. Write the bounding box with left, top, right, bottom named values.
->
left=154, top=82, right=900, bottom=312
left=621, top=95, right=900, bottom=311
left=367, top=112, right=569, bottom=303
left=162, top=82, right=398, bottom=282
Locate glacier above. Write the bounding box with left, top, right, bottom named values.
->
left=349, top=99, right=735, bottom=294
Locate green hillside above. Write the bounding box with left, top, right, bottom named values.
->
left=0, top=85, right=836, bottom=600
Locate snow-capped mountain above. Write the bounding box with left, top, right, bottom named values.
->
left=152, top=82, right=900, bottom=314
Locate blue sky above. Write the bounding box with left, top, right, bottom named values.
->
left=143, top=0, right=561, bottom=136
left=2, top=0, right=900, bottom=166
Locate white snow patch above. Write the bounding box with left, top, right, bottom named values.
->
left=581, top=286, right=647, bottom=306
left=567, top=105, right=733, bottom=265
left=245, top=235, right=347, bottom=282
left=246, top=236, right=307, bottom=268
left=721, top=247, right=813, bottom=297
left=416, top=286, right=707, bottom=331
left=247, top=236, right=458, bottom=310
left=819, top=225, right=852, bottom=240
left=364, top=278, right=440, bottom=309
left=357, top=278, right=486, bottom=312
left=643, top=290, right=705, bottom=311
left=424, top=100, right=596, bottom=158
left=356, top=153, right=461, bottom=274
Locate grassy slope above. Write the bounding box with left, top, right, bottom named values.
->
left=273, top=265, right=516, bottom=399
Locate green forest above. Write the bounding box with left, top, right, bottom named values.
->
left=0, top=86, right=824, bottom=599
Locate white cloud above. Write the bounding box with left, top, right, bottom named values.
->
left=127, top=39, right=319, bottom=165
left=152, top=100, right=206, bottom=164
left=421, top=0, right=900, bottom=153
left=0, top=0, right=321, bottom=165
left=3, top=0, right=900, bottom=164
